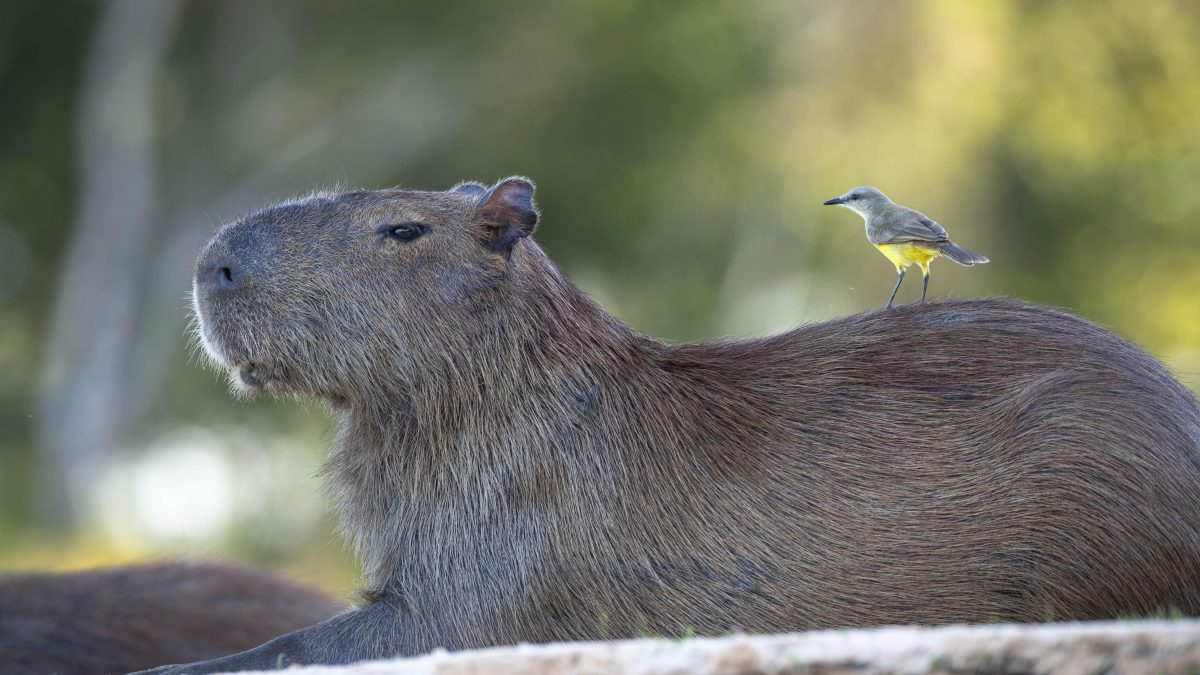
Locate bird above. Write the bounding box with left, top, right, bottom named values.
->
left=823, top=186, right=988, bottom=308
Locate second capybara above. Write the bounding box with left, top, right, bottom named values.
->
left=0, top=562, right=341, bottom=675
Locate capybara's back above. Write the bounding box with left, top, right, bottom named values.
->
left=641, top=298, right=1200, bottom=628
left=0, top=562, right=342, bottom=675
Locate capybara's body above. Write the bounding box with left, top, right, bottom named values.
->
left=163, top=178, right=1200, bottom=672
left=0, top=562, right=341, bottom=675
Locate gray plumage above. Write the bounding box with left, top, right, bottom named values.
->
left=824, top=186, right=988, bottom=307
left=826, top=186, right=988, bottom=263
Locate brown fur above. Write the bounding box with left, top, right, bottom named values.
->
left=170, top=178, right=1200, bottom=672
left=0, top=562, right=341, bottom=674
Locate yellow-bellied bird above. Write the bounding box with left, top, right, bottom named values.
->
left=824, top=186, right=988, bottom=308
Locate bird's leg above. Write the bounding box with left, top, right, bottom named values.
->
left=921, top=272, right=929, bottom=304
left=886, top=270, right=905, bottom=309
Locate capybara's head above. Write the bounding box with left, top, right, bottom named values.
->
left=192, top=177, right=539, bottom=402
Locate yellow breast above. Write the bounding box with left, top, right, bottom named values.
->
left=874, top=242, right=940, bottom=271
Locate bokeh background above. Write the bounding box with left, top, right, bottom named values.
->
left=1, top=0, right=1198, bottom=598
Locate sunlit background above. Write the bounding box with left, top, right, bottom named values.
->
left=2, top=0, right=1198, bottom=598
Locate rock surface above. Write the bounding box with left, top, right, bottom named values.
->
left=222, top=620, right=1200, bottom=674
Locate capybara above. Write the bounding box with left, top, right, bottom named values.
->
left=0, top=562, right=341, bottom=674
left=151, top=177, right=1200, bottom=672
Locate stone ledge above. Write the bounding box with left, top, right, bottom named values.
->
left=226, top=620, right=1200, bottom=674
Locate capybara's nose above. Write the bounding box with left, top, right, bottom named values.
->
left=195, top=223, right=273, bottom=294
left=196, top=251, right=247, bottom=293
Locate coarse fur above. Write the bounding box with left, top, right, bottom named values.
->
left=0, top=562, right=341, bottom=675
left=155, top=177, right=1200, bottom=672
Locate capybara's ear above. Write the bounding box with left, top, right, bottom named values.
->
left=477, top=176, right=538, bottom=254
left=450, top=181, right=488, bottom=199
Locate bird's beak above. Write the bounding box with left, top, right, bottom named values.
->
left=823, top=197, right=846, bottom=206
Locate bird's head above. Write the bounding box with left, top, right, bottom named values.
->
left=823, top=186, right=892, bottom=219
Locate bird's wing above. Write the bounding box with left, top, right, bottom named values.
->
left=875, top=213, right=950, bottom=244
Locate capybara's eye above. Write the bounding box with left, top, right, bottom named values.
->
left=379, top=222, right=428, bottom=242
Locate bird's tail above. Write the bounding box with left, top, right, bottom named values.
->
left=939, top=242, right=989, bottom=266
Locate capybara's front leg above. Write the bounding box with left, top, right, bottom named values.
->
left=130, top=598, right=410, bottom=674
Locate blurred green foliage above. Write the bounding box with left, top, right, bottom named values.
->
left=0, top=0, right=1197, bottom=592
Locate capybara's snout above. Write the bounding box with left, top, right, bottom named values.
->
left=194, top=221, right=278, bottom=299
left=195, top=246, right=245, bottom=293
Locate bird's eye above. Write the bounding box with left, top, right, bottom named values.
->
left=379, top=222, right=427, bottom=242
